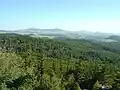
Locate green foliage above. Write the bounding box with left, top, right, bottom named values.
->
left=0, top=34, right=120, bottom=90
left=93, top=80, right=101, bottom=90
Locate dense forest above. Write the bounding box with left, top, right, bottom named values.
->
left=0, top=33, right=120, bottom=90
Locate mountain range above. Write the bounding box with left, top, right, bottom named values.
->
left=0, top=28, right=120, bottom=42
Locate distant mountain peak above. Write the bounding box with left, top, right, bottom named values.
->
left=20, top=28, right=64, bottom=31
left=0, top=28, right=116, bottom=42
left=23, top=28, right=40, bottom=30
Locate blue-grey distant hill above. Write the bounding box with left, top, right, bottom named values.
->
left=0, top=28, right=117, bottom=42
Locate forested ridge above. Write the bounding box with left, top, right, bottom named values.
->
left=0, top=33, right=120, bottom=90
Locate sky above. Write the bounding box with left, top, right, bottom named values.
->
left=0, top=0, right=120, bottom=33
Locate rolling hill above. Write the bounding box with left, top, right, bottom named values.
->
left=0, top=28, right=117, bottom=42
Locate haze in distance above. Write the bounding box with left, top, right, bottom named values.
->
left=0, top=0, right=120, bottom=34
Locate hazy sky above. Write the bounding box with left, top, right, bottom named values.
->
left=0, top=0, right=120, bottom=33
